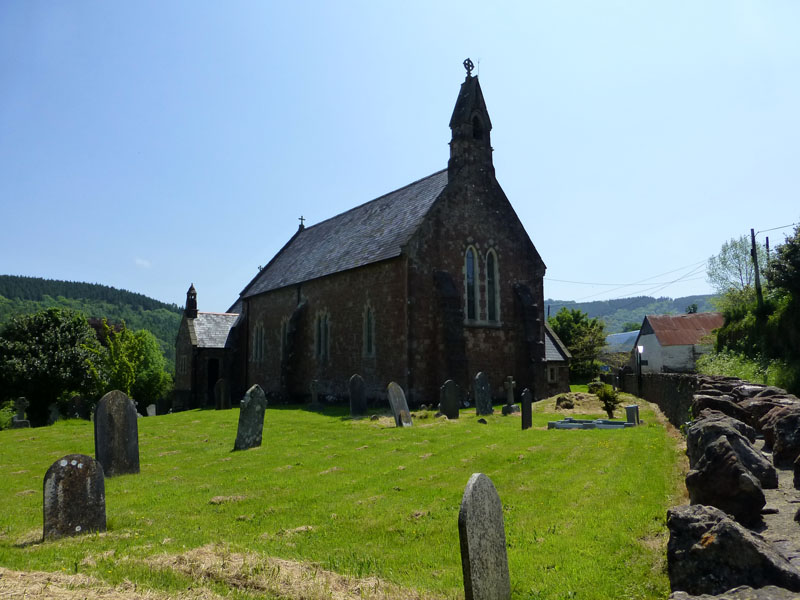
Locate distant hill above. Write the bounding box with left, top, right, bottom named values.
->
left=0, top=275, right=182, bottom=370
left=545, top=294, right=718, bottom=334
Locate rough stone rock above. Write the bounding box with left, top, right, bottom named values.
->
left=794, top=455, right=800, bottom=490
left=693, top=410, right=757, bottom=443
left=696, top=389, right=730, bottom=398
left=556, top=395, right=574, bottom=409
left=692, top=395, right=751, bottom=425
left=759, top=406, right=800, bottom=450
left=667, top=504, right=800, bottom=595
left=773, top=411, right=800, bottom=467
left=477, top=418, right=487, bottom=424
left=670, top=585, right=800, bottom=599
left=738, top=398, right=798, bottom=431
left=732, top=385, right=768, bottom=400
left=685, top=437, right=766, bottom=524
left=686, top=417, right=777, bottom=489
left=755, top=386, right=791, bottom=399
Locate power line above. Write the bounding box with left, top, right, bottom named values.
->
left=543, top=259, right=707, bottom=288
left=756, top=222, right=798, bottom=236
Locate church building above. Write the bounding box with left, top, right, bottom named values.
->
left=175, top=60, right=551, bottom=409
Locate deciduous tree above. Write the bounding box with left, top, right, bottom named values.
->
left=707, top=235, right=767, bottom=294
left=548, top=308, right=606, bottom=379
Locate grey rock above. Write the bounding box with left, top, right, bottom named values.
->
left=760, top=406, right=800, bottom=449
left=670, top=585, right=800, bottom=599
left=773, top=411, right=800, bottom=467
left=501, top=404, right=519, bottom=415
left=477, top=418, right=487, bottom=424
left=349, top=374, right=367, bottom=417
left=692, top=410, right=757, bottom=443
left=233, top=384, right=267, bottom=451
left=692, top=395, right=751, bottom=424
left=667, top=504, right=800, bottom=595
left=440, top=379, right=461, bottom=420
left=732, top=385, right=768, bottom=400
left=387, top=382, right=412, bottom=427
left=738, top=398, right=798, bottom=430
left=458, top=473, right=511, bottom=600
left=686, top=415, right=777, bottom=489
left=43, top=454, right=106, bottom=540
left=685, top=436, right=765, bottom=525
left=474, top=372, right=493, bottom=416
left=94, top=390, right=140, bottom=477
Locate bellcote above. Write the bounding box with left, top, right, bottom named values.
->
left=185, top=284, right=198, bottom=319
left=448, top=59, right=494, bottom=179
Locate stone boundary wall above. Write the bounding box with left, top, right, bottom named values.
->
left=619, top=373, right=700, bottom=428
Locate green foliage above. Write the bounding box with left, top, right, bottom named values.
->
left=766, top=224, right=800, bottom=296
left=686, top=303, right=698, bottom=314
left=696, top=350, right=800, bottom=391
left=0, top=401, right=14, bottom=430
left=0, top=308, right=101, bottom=425
left=88, top=320, right=172, bottom=406
left=707, top=235, right=767, bottom=294
left=0, top=276, right=182, bottom=371
left=546, top=294, right=716, bottom=334
left=595, top=384, right=621, bottom=418
left=549, top=308, right=606, bottom=379
left=0, top=404, right=684, bottom=599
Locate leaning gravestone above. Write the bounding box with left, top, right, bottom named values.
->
left=440, top=379, right=461, bottom=420
left=43, top=454, right=106, bottom=540
left=214, top=378, right=231, bottom=410
left=387, top=382, right=413, bottom=427
left=474, top=373, right=493, bottom=416
left=94, top=390, right=140, bottom=476
left=349, top=374, right=367, bottom=417
left=458, top=473, right=511, bottom=600
left=233, top=384, right=267, bottom=451
left=521, top=388, right=533, bottom=430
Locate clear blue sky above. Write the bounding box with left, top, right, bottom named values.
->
left=2, top=1, right=798, bottom=312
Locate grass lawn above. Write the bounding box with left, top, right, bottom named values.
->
left=0, top=395, right=685, bottom=599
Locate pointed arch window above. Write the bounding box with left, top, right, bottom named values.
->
left=363, top=305, right=376, bottom=357
left=252, top=322, right=266, bottom=362
left=465, top=247, right=477, bottom=320
left=486, top=249, right=499, bottom=322
left=315, top=311, right=330, bottom=363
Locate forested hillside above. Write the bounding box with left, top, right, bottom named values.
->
left=545, top=294, right=717, bottom=333
left=0, top=275, right=182, bottom=369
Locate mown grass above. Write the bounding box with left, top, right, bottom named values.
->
left=0, top=398, right=684, bottom=599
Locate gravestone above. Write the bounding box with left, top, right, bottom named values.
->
left=233, top=384, right=267, bottom=451
left=501, top=376, right=519, bottom=415
left=214, top=378, right=231, bottom=410
left=94, top=390, right=140, bottom=477
left=458, top=473, right=511, bottom=600
left=47, top=403, right=60, bottom=425
left=309, top=380, right=321, bottom=409
left=43, top=454, right=106, bottom=540
left=349, top=374, right=367, bottom=417
left=474, top=372, right=493, bottom=416
left=387, top=382, right=413, bottom=427
left=12, top=397, right=30, bottom=428
left=146, top=404, right=156, bottom=417
left=521, top=388, right=532, bottom=430
left=440, top=379, right=461, bottom=420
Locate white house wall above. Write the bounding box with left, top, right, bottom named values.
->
left=637, top=333, right=663, bottom=373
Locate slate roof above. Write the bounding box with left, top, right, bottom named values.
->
left=644, top=312, right=724, bottom=347
left=604, top=330, right=640, bottom=353
left=189, top=312, right=239, bottom=349
left=544, top=323, right=571, bottom=362
left=241, top=170, right=449, bottom=298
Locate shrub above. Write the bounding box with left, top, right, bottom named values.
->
left=596, top=384, right=620, bottom=418
left=0, top=401, right=15, bottom=430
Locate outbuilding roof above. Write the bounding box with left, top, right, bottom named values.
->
left=240, top=169, right=449, bottom=298
left=642, top=312, right=724, bottom=347
left=188, top=312, right=239, bottom=349
left=544, top=323, right=572, bottom=362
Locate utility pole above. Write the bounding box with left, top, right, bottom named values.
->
left=751, top=228, right=764, bottom=313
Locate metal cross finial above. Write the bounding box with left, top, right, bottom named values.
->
left=463, top=58, right=474, bottom=77
left=298, top=215, right=306, bottom=231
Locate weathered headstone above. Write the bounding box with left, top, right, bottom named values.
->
left=43, top=454, right=106, bottom=540
left=521, top=388, right=532, bottom=430
left=214, top=378, right=231, bottom=410
left=146, top=404, right=156, bottom=417
left=94, top=390, right=140, bottom=477
left=233, top=384, right=267, bottom=451
left=458, top=473, right=511, bottom=600
left=12, top=397, right=30, bottom=428
left=349, top=374, right=367, bottom=417
left=474, top=372, right=493, bottom=416
left=440, top=379, right=461, bottom=420
left=501, top=376, right=519, bottom=415
left=47, top=403, right=60, bottom=425
left=387, top=382, right=413, bottom=427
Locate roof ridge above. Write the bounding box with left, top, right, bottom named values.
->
left=198, top=311, right=239, bottom=317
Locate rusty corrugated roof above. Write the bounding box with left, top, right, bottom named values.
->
left=645, top=312, right=724, bottom=347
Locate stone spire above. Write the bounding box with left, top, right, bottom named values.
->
left=448, top=58, right=494, bottom=179
left=185, top=284, right=197, bottom=319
